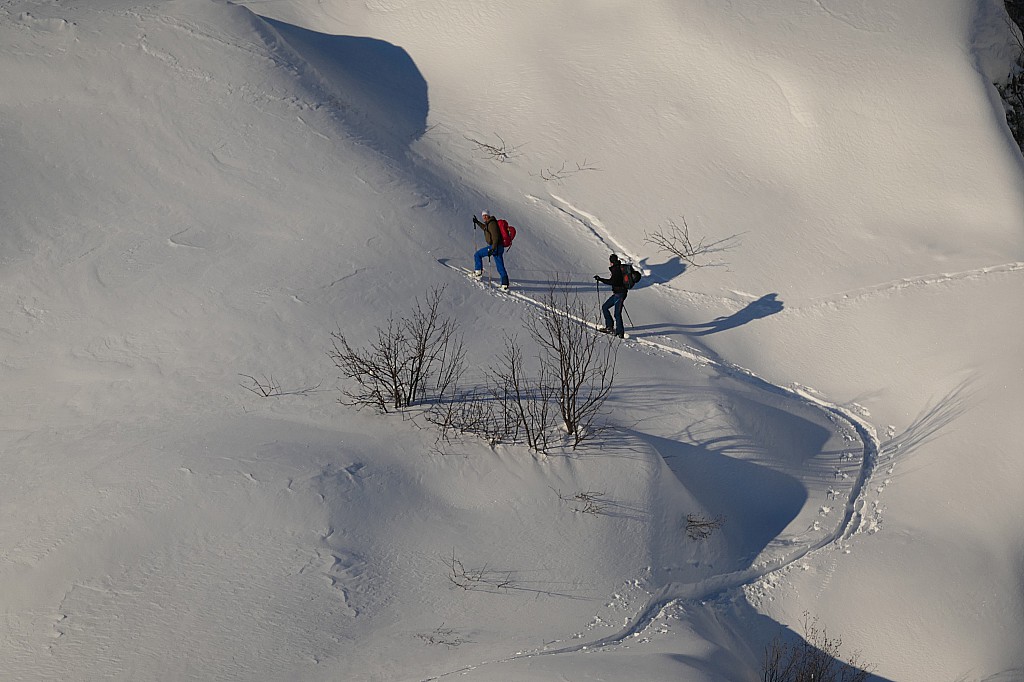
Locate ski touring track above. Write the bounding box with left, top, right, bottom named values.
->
left=428, top=256, right=884, bottom=681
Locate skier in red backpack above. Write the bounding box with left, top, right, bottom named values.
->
left=472, top=210, right=510, bottom=290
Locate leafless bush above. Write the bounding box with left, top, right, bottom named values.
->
left=328, top=286, right=465, bottom=413
left=644, top=216, right=741, bottom=268
left=239, top=373, right=322, bottom=398
left=525, top=286, right=617, bottom=448
left=685, top=513, right=725, bottom=540
left=339, top=284, right=615, bottom=454
left=416, top=624, right=471, bottom=648
left=446, top=548, right=516, bottom=592
left=554, top=488, right=610, bottom=515
left=537, top=159, right=602, bottom=182
left=491, top=335, right=559, bottom=452
left=425, top=384, right=519, bottom=448
left=763, top=613, right=872, bottom=682
left=464, top=133, right=524, bottom=162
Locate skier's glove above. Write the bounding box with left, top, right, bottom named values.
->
left=593, top=275, right=600, bottom=281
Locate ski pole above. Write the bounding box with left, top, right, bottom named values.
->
left=622, top=303, right=633, bottom=327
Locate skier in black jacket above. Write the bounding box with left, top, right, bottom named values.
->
left=594, top=253, right=627, bottom=338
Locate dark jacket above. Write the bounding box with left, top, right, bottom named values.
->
left=474, top=216, right=502, bottom=248
left=597, top=262, right=628, bottom=295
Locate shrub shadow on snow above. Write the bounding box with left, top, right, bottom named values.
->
left=641, top=255, right=688, bottom=282
left=879, top=376, right=976, bottom=473
left=262, top=18, right=428, bottom=147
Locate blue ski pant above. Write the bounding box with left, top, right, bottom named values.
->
left=474, top=243, right=509, bottom=286
left=602, top=293, right=626, bottom=336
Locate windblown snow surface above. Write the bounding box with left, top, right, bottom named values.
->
left=0, top=0, right=1022, bottom=680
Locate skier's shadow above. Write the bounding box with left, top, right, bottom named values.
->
left=686, top=293, right=783, bottom=335
left=634, top=293, right=784, bottom=337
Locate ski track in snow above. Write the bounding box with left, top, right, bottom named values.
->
left=532, top=194, right=1024, bottom=311
left=531, top=194, right=642, bottom=267
left=796, top=261, right=1024, bottom=310
left=428, top=258, right=884, bottom=679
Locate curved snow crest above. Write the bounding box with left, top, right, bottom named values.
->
left=124, top=0, right=430, bottom=151
left=254, top=16, right=430, bottom=149
left=435, top=259, right=884, bottom=664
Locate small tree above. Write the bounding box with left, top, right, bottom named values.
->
left=329, top=286, right=465, bottom=412
left=524, top=286, right=617, bottom=448
left=491, top=334, right=558, bottom=452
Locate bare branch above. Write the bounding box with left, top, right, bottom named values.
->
left=491, top=334, right=558, bottom=452
left=643, top=216, right=741, bottom=268
left=328, top=286, right=466, bottom=413
left=445, top=548, right=517, bottom=592
left=416, top=623, right=472, bottom=648
left=537, top=159, right=602, bottom=182
left=553, top=487, right=611, bottom=515
left=464, top=133, right=524, bottom=162
left=239, top=373, right=322, bottom=398
left=525, top=283, right=617, bottom=448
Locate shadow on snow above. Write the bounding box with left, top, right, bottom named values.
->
left=633, top=293, right=784, bottom=338
left=262, top=17, right=429, bottom=147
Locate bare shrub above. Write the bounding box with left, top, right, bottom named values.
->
left=525, top=286, right=617, bottom=448
left=425, top=383, right=519, bottom=448
left=416, top=624, right=471, bottom=648
left=328, top=286, right=465, bottom=413
left=446, top=548, right=516, bottom=592
left=342, top=284, right=616, bottom=454
left=239, top=373, right=321, bottom=398
left=762, top=613, right=872, bottom=682
left=554, top=488, right=610, bottom=515
left=491, top=335, right=558, bottom=452
left=685, top=513, right=725, bottom=540
left=464, top=133, right=523, bottom=162
left=537, top=159, right=601, bottom=182
left=643, top=216, right=741, bottom=268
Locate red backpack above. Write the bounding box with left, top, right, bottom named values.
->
left=497, top=219, right=517, bottom=248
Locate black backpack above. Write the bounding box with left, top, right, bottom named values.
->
left=621, top=262, right=642, bottom=289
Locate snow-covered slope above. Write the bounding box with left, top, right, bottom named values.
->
left=1, top=0, right=1021, bottom=679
